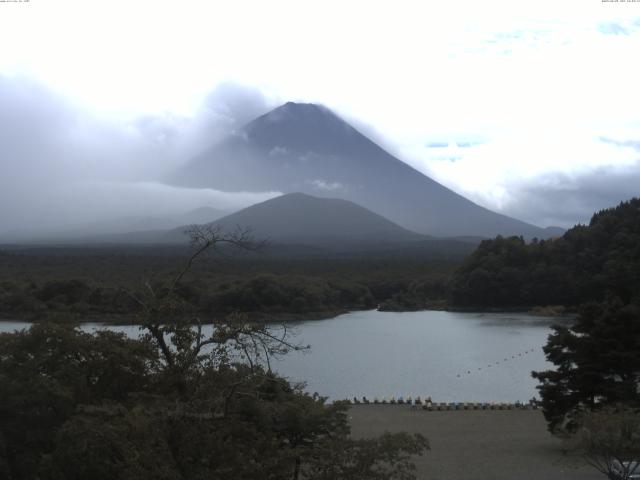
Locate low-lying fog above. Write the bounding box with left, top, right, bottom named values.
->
left=0, top=77, right=280, bottom=240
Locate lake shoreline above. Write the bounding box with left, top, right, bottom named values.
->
left=381, top=303, right=576, bottom=317
left=0, top=308, right=350, bottom=326
left=0, top=304, right=576, bottom=326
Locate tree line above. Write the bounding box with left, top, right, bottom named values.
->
left=451, top=198, right=640, bottom=308
left=0, top=250, right=457, bottom=321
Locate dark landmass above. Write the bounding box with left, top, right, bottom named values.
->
left=173, top=102, right=557, bottom=239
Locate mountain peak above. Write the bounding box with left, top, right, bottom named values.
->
left=174, top=102, right=553, bottom=239
left=257, top=101, right=337, bottom=124
left=243, top=101, right=355, bottom=153
left=282, top=101, right=324, bottom=110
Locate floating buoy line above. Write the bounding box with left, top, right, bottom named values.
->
left=455, top=347, right=539, bottom=379
left=328, top=346, right=543, bottom=409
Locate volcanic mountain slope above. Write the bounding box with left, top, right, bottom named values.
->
left=166, top=192, right=426, bottom=247
left=172, top=102, right=554, bottom=238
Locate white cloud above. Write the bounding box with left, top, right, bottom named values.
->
left=268, top=146, right=289, bottom=156
left=405, top=132, right=640, bottom=226
left=0, top=76, right=277, bottom=234
left=0, top=180, right=280, bottom=234
left=309, top=180, right=345, bottom=192
left=50, top=181, right=278, bottom=223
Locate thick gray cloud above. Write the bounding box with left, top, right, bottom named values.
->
left=0, top=76, right=278, bottom=236
left=501, top=162, right=640, bottom=228
left=138, top=82, right=275, bottom=167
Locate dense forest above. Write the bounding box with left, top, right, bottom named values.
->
left=508, top=199, right=640, bottom=439
left=451, top=198, right=640, bottom=308
left=0, top=247, right=460, bottom=322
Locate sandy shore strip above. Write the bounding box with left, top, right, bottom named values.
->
left=348, top=405, right=602, bottom=480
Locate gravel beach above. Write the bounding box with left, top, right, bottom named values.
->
left=348, top=405, right=603, bottom=480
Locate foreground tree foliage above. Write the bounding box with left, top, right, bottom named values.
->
left=532, top=299, right=640, bottom=433
left=0, top=226, right=428, bottom=479
left=451, top=198, right=640, bottom=308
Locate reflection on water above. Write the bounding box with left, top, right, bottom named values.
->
left=475, top=312, right=574, bottom=328
left=0, top=310, right=565, bottom=402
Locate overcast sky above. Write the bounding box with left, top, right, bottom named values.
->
left=1, top=0, right=639, bottom=232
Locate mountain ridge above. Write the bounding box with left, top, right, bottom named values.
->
left=165, top=192, right=427, bottom=247
left=172, top=102, right=557, bottom=238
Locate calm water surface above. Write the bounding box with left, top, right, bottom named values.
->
left=0, top=310, right=565, bottom=402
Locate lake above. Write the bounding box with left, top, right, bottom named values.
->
left=0, top=310, right=564, bottom=403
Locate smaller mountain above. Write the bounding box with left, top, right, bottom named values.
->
left=166, top=193, right=425, bottom=247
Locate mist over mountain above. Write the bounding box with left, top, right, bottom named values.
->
left=76, top=206, right=229, bottom=236
left=0, top=206, right=230, bottom=244
left=0, top=77, right=280, bottom=237
left=37, top=194, right=479, bottom=257
left=173, top=102, right=556, bottom=238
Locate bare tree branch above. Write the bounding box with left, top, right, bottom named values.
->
left=116, top=224, right=302, bottom=375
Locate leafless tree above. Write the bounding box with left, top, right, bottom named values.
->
left=121, top=224, right=306, bottom=375
left=575, top=407, right=640, bottom=480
